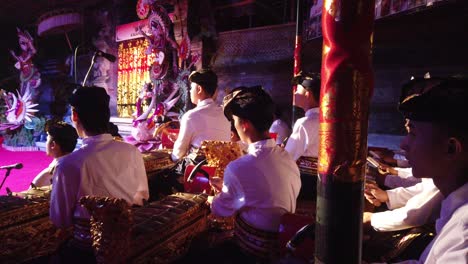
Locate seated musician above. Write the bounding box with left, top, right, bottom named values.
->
left=171, top=69, right=231, bottom=162
left=210, top=86, right=301, bottom=261
left=30, top=121, right=78, bottom=188
left=284, top=71, right=321, bottom=200
left=50, top=87, right=149, bottom=262
left=368, top=77, right=468, bottom=263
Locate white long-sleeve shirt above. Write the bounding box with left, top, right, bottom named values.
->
left=171, top=98, right=230, bottom=161
left=371, top=179, right=443, bottom=231
left=391, top=182, right=468, bottom=264
left=269, top=119, right=291, bottom=145
left=50, top=134, right=149, bottom=228
left=384, top=167, right=421, bottom=189
left=393, top=153, right=410, bottom=168
left=31, top=158, right=58, bottom=187
left=211, top=139, right=301, bottom=232
left=285, top=108, right=319, bottom=161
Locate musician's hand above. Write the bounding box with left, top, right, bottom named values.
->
left=377, top=163, right=398, bottom=175
left=364, top=183, right=388, bottom=206
left=366, top=183, right=389, bottom=202
left=364, top=192, right=382, bottom=207
left=209, top=177, right=223, bottom=193
left=363, top=212, right=373, bottom=224
left=206, top=195, right=214, bottom=205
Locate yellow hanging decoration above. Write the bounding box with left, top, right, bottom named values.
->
left=117, top=38, right=155, bottom=117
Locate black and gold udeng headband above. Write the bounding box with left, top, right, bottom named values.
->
left=222, top=88, right=244, bottom=121
left=222, top=86, right=271, bottom=122
left=398, top=77, right=468, bottom=123
left=291, top=71, right=321, bottom=90
left=399, top=77, right=445, bottom=104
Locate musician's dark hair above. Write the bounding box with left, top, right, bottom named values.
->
left=188, top=69, right=218, bottom=96
left=69, top=86, right=110, bottom=134
left=46, top=121, right=78, bottom=153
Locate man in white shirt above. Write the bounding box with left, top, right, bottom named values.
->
left=285, top=72, right=321, bottom=200
left=210, top=86, right=301, bottom=261
left=171, top=69, right=230, bottom=161
left=377, top=77, right=468, bottom=263
left=50, top=87, right=149, bottom=262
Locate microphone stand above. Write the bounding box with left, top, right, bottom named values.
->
left=73, top=44, right=81, bottom=84
left=81, top=51, right=98, bottom=87
left=75, top=44, right=115, bottom=87
left=0, top=168, right=13, bottom=192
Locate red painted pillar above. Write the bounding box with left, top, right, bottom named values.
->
left=292, top=0, right=304, bottom=126
left=315, top=1, right=375, bottom=263
left=293, top=0, right=302, bottom=76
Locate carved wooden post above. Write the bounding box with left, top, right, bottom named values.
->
left=315, top=1, right=375, bottom=263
